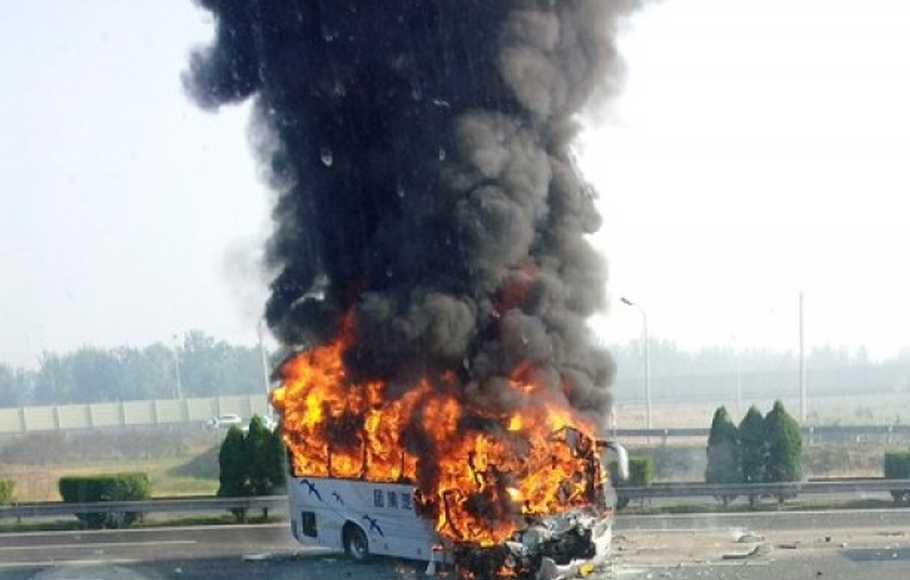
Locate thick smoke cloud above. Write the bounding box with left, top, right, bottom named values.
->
left=185, top=0, right=638, bottom=428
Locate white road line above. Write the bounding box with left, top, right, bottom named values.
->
left=616, top=528, right=741, bottom=533
left=622, top=507, right=910, bottom=520
left=0, top=540, right=197, bottom=552
left=0, top=559, right=140, bottom=569
left=0, top=522, right=288, bottom=539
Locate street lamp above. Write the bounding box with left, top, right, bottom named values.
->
left=620, top=297, right=651, bottom=431
left=257, top=320, right=273, bottom=419
left=731, top=333, right=742, bottom=417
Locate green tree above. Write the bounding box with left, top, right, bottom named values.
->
left=218, top=426, right=251, bottom=520
left=245, top=416, right=273, bottom=496
left=738, top=405, right=766, bottom=507
left=265, top=422, right=287, bottom=493
left=765, top=400, right=802, bottom=483
left=706, top=407, right=741, bottom=505
left=0, top=364, right=33, bottom=408
left=739, top=406, right=766, bottom=483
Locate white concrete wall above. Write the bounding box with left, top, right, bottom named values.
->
left=0, top=394, right=272, bottom=433
left=90, top=403, right=121, bottom=427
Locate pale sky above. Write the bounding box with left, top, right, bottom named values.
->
left=2, top=1, right=909, bottom=368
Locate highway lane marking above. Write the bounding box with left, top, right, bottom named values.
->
left=0, top=559, right=140, bottom=569
left=621, top=507, right=910, bottom=520
left=0, top=522, right=288, bottom=539
left=0, top=540, right=197, bottom=552
left=9, top=505, right=909, bottom=540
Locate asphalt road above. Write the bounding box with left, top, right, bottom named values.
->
left=2, top=509, right=910, bottom=579
left=614, top=506, right=910, bottom=532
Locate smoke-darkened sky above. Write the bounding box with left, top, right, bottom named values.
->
left=2, top=0, right=910, bottom=368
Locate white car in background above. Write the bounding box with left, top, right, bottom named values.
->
left=205, top=413, right=243, bottom=430
left=244, top=415, right=279, bottom=432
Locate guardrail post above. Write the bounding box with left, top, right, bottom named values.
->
left=18, top=407, right=27, bottom=433
left=151, top=400, right=160, bottom=425
left=86, top=404, right=95, bottom=429
left=119, top=401, right=127, bottom=426
left=182, top=398, right=190, bottom=423
left=52, top=406, right=62, bottom=430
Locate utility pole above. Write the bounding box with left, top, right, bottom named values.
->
left=258, top=320, right=272, bottom=418
left=732, top=334, right=743, bottom=417
left=799, top=292, right=807, bottom=422
left=621, top=297, right=651, bottom=432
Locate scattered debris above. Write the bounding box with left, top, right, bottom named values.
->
left=840, top=543, right=848, bottom=548
left=777, top=543, right=800, bottom=550
left=824, top=536, right=831, bottom=543
left=737, top=532, right=765, bottom=543
left=453, top=510, right=607, bottom=579
left=242, top=553, right=274, bottom=561
left=722, top=545, right=762, bottom=560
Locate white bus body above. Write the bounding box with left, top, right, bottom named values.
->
left=287, top=442, right=628, bottom=577
left=288, top=476, right=448, bottom=564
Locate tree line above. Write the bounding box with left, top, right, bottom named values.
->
left=0, top=331, right=268, bottom=408
left=610, top=339, right=910, bottom=402
left=706, top=400, right=802, bottom=506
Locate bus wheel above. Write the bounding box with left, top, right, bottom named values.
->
left=343, top=523, right=370, bottom=562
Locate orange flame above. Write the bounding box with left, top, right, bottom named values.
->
left=271, top=315, right=603, bottom=546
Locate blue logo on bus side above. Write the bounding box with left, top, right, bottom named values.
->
left=299, top=479, right=323, bottom=502
left=362, top=514, right=385, bottom=537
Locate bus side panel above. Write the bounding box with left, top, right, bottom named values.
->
left=290, top=477, right=346, bottom=551
left=289, top=477, right=440, bottom=562
left=341, top=481, right=438, bottom=560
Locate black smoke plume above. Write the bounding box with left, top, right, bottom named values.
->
left=185, top=0, right=640, bottom=430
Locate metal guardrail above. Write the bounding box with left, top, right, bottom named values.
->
left=617, top=478, right=910, bottom=499
left=5, top=479, right=910, bottom=520
left=613, top=424, right=910, bottom=439
left=614, top=428, right=709, bottom=437
left=0, top=495, right=287, bottom=519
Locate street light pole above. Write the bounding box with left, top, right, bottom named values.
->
left=732, top=334, right=742, bottom=417
left=257, top=320, right=272, bottom=419
left=736, top=347, right=743, bottom=417
left=621, top=297, right=651, bottom=431
left=799, top=292, right=807, bottom=423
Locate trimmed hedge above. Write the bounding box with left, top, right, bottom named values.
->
left=884, top=451, right=910, bottom=503
left=0, top=480, right=14, bottom=504
left=58, top=473, right=150, bottom=529
left=884, top=451, right=910, bottom=478
left=611, top=456, right=655, bottom=510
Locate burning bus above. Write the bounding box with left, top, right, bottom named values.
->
left=271, top=321, right=629, bottom=578
left=185, top=0, right=643, bottom=577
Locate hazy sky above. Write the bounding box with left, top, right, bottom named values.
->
left=2, top=1, right=909, bottom=368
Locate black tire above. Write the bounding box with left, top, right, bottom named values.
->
left=343, top=524, right=370, bottom=562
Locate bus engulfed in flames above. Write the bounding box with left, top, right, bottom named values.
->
left=270, top=315, right=610, bottom=549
